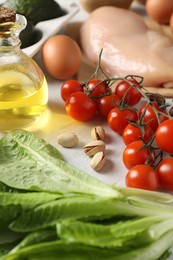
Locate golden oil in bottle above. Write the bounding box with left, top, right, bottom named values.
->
left=0, top=7, right=49, bottom=131
left=0, top=66, right=48, bottom=131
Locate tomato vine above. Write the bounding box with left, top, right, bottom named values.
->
left=60, top=49, right=173, bottom=192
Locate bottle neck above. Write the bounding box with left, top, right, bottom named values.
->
left=0, top=34, right=21, bottom=49
left=0, top=14, right=26, bottom=49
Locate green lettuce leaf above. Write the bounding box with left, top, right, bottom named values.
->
left=56, top=215, right=170, bottom=248
left=2, top=240, right=120, bottom=260
left=0, top=192, right=61, bottom=210
left=0, top=227, right=24, bottom=245
left=0, top=242, right=19, bottom=258
left=9, top=228, right=58, bottom=255
left=10, top=195, right=173, bottom=233
left=114, top=230, right=173, bottom=260
left=9, top=196, right=117, bottom=232
left=118, top=187, right=173, bottom=204
left=0, top=130, right=121, bottom=199
left=0, top=205, right=21, bottom=224
left=0, top=182, right=22, bottom=193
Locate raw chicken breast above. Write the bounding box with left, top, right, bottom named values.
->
left=80, top=6, right=173, bottom=91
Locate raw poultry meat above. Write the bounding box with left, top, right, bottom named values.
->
left=79, top=6, right=173, bottom=93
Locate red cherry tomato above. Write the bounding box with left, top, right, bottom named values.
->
left=115, top=79, right=142, bottom=106
left=65, top=92, right=97, bottom=122
left=139, top=102, right=168, bottom=132
left=97, top=94, right=121, bottom=118
left=122, top=123, right=154, bottom=146
left=123, top=140, right=155, bottom=169
left=61, top=80, right=83, bottom=102
left=86, top=79, right=110, bottom=98
left=107, top=107, right=138, bottom=135
left=156, top=157, right=173, bottom=191
left=155, top=119, right=173, bottom=154
left=126, top=164, right=159, bottom=191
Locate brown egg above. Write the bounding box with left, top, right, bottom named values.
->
left=146, top=0, right=173, bottom=24
left=42, top=35, right=81, bottom=80
left=170, top=12, right=173, bottom=32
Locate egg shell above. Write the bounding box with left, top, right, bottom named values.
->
left=146, top=0, right=173, bottom=24
left=170, top=12, right=173, bottom=32
left=42, top=35, right=81, bottom=80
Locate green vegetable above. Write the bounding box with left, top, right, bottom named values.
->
left=114, top=230, right=173, bottom=260
left=0, top=192, right=61, bottom=210
left=0, top=242, right=19, bottom=258
left=9, top=228, right=58, bottom=255
left=2, top=0, right=66, bottom=24
left=56, top=215, right=172, bottom=248
left=19, top=22, right=42, bottom=49
left=0, top=129, right=173, bottom=259
left=0, top=182, right=22, bottom=193
left=9, top=196, right=173, bottom=233
left=2, top=241, right=120, bottom=260
left=0, top=205, right=21, bottom=224
left=2, top=0, right=66, bottom=48
left=2, top=232, right=173, bottom=260
left=117, top=186, right=173, bottom=204
left=0, top=228, right=24, bottom=246
left=0, top=129, right=119, bottom=198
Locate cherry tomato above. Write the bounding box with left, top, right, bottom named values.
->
left=61, top=80, right=83, bottom=102
left=66, top=92, right=97, bottom=122
left=97, top=94, right=121, bottom=118
left=126, top=164, right=159, bottom=191
left=107, top=107, right=138, bottom=135
left=156, top=157, right=173, bottom=191
left=122, top=123, right=154, bottom=146
left=123, top=140, right=155, bottom=169
left=115, top=79, right=142, bottom=106
left=139, top=102, right=168, bottom=132
left=155, top=119, right=173, bottom=154
left=86, top=79, right=110, bottom=98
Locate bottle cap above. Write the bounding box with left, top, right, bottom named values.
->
left=0, top=7, right=16, bottom=37
left=0, top=7, right=16, bottom=23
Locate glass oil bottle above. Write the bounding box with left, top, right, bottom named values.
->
left=0, top=7, right=49, bottom=131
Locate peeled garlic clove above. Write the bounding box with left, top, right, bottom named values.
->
left=57, top=132, right=78, bottom=148
left=90, top=151, right=106, bottom=171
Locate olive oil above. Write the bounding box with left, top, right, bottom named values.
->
left=0, top=68, right=48, bottom=131
left=0, top=7, right=49, bottom=131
